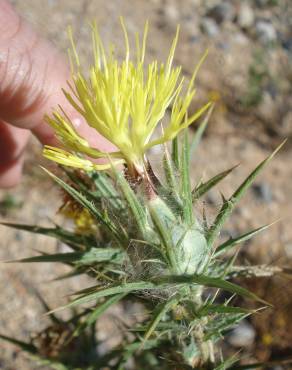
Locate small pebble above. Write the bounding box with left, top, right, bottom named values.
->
left=255, top=0, right=270, bottom=7
left=284, top=244, right=292, bottom=259
left=258, top=92, right=276, bottom=122
left=206, top=190, right=218, bottom=206
left=163, top=3, right=179, bottom=22
left=228, top=320, right=256, bottom=348
left=237, top=2, right=255, bottom=29
left=207, top=2, right=235, bottom=24
left=233, top=32, right=249, bottom=45
left=281, top=38, right=292, bottom=53
left=255, top=20, right=277, bottom=44
left=280, top=111, right=292, bottom=136
left=188, top=34, right=199, bottom=44
left=252, top=182, right=273, bottom=203
left=201, top=17, right=219, bottom=37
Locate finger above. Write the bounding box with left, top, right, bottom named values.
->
left=0, top=120, right=30, bottom=188
left=0, top=0, right=67, bottom=131
left=0, top=1, right=113, bottom=151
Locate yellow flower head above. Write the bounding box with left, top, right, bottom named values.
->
left=44, top=19, right=211, bottom=173
left=59, top=195, right=97, bottom=234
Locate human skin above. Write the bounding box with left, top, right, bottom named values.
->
left=0, top=0, right=113, bottom=188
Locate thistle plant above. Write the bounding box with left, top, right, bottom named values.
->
left=1, top=20, right=285, bottom=370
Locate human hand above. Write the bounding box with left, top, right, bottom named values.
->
left=0, top=0, right=112, bottom=188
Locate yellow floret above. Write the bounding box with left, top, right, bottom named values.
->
left=44, top=18, right=211, bottom=173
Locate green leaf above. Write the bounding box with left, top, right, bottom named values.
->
left=142, top=294, right=180, bottom=343
left=130, top=321, right=182, bottom=333
left=205, top=312, right=249, bottom=341
left=155, top=274, right=269, bottom=305
left=41, top=167, right=122, bottom=242
left=124, top=339, right=160, bottom=352
left=112, top=339, right=162, bottom=370
left=190, top=103, right=214, bottom=155
left=180, top=130, right=193, bottom=225
left=111, top=166, right=147, bottom=238
left=90, top=171, right=124, bottom=211
left=171, top=136, right=180, bottom=169
left=51, top=270, right=269, bottom=313
left=206, top=140, right=286, bottom=247
left=0, top=222, right=93, bottom=250
left=162, top=146, right=181, bottom=207
left=214, top=354, right=239, bottom=370
left=215, top=222, right=276, bottom=257
left=198, top=304, right=250, bottom=316
left=192, top=165, right=237, bottom=201
left=53, top=281, right=160, bottom=312
left=74, top=293, right=126, bottom=336
left=148, top=198, right=177, bottom=270
left=8, top=247, right=125, bottom=265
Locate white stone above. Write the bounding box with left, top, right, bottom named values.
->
left=238, top=2, right=255, bottom=29
left=228, top=320, right=256, bottom=348
left=256, top=21, right=277, bottom=44
left=201, top=17, right=219, bottom=37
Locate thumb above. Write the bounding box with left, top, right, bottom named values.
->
left=0, top=1, right=112, bottom=188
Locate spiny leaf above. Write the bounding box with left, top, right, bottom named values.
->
left=205, top=312, right=249, bottom=341
left=130, top=321, right=182, bottom=333
left=68, top=271, right=268, bottom=311
left=155, top=274, right=269, bottom=305
left=52, top=269, right=86, bottom=281
left=171, top=136, right=180, bottom=169
left=112, top=339, right=162, bottom=370
left=51, top=281, right=160, bottom=312
left=148, top=200, right=177, bottom=270
left=142, top=294, right=180, bottom=344
left=0, top=222, right=93, bottom=250
left=90, top=171, right=124, bottom=210
left=162, top=145, right=182, bottom=207
left=8, top=248, right=125, bottom=265
left=124, top=339, right=161, bottom=353
left=192, top=165, right=238, bottom=201
left=181, top=130, right=193, bottom=225
left=206, top=140, right=286, bottom=247
left=111, top=166, right=147, bottom=238
left=163, top=146, right=178, bottom=191
left=227, top=264, right=283, bottom=279
left=41, top=167, right=122, bottom=242
left=190, top=103, right=214, bottom=155
left=74, top=293, right=126, bottom=336
left=63, top=169, right=125, bottom=232
left=198, top=304, right=250, bottom=316
left=214, top=353, right=239, bottom=370
left=215, top=221, right=277, bottom=257
left=63, top=167, right=124, bottom=216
